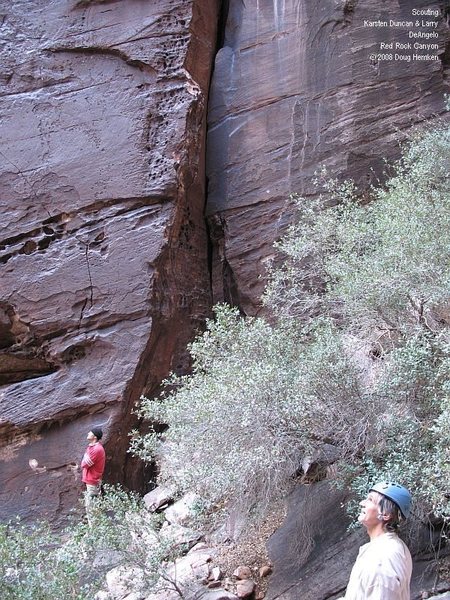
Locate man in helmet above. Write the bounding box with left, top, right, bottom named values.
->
left=340, top=481, right=412, bottom=599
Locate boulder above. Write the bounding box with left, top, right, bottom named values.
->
left=259, top=565, right=272, bottom=578
left=106, top=566, right=145, bottom=600
left=266, top=481, right=449, bottom=599
left=233, top=566, right=253, bottom=580
left=164, top=492, right=200, bottom=525
left=143, top=486, right=174, bottom=512
left=236, top=579, right=256, bottom=598
left=160, top=522, right=202, bottom=548
left=161, top=545, right=214, bottom=591
left=210, top=566, right=223, bottom=581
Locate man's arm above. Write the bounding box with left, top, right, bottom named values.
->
left=364, top=575, right=403, bottom=600
left=81, top=446, right=94, bottom=468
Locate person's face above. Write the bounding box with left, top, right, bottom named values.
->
left=358, top=491, right=382, bottom=529
left=87, top=431, right=96, bottom=443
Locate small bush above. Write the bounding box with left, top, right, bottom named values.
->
left=0, top=486, right=190, bottom=600
left=0, top=519, right=93, bottom=600
left=81, top=485, right=186, bottom=594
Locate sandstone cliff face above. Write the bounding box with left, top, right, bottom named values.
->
left=206, top=0, right=450, bottom=314
left=1, top=0, right=449, bottom=546
left=205, top=2, right=450, bottom=596
left=0, top=0, right=219, bottom=522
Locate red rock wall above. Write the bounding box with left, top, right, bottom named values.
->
left=205, top=3, right=450, bottom=597
left=206, top=0, right=450, bottom=314
left=0, top=0, right=219, bottom=522
left=2, top=0, right=449, bottom=526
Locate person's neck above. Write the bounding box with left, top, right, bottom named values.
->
left=89, top=441, right=97, bottom=446
left=367, top=523, right=388, bottom=541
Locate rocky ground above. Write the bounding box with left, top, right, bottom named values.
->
left=94, top=484, right=450, bottom=600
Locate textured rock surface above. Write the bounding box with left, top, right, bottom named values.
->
left=266, top=482, right=450, bottom=600
left=206, top=0, right=450, bottom=314
left=0, top=0, right=219, bottom=522
left=143, top=484, right=174, bottom=512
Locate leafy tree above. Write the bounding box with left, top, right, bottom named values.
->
left=133, top=115, right=450, bottom=527
left=264, top=117, right=450, bottom=520
left=134, top=306, right=390, bottom=514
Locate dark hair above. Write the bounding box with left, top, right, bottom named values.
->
left=379, top=495, right=403, bottom=532
left=90, top=427, right=103, bottom=440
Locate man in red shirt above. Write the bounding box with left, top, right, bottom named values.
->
left=81, top=426, right=106, bottom=516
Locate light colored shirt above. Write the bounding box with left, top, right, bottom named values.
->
left=343, top=532, right=412, bottom=600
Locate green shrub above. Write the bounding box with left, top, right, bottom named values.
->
left=80, top=484, right=183, bottom=593
left=0, top=486, right=188, bottom=599
left=265, top=123, right=450, bottom=335
left=0, top=519, right=93, bottom=600
left=133, top=116, right=450, bottom=527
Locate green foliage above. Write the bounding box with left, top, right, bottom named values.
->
left=356, top=334, right=450, bottom=521
left=81, top=484, right=181, bottom=593
left=0, top=486, right=187, bottom=600
left=264, top=120, right=450, bottom=520
left=265, top=123, right=450, bottom=337
left=132, top=307, right=308, bottom=514
left=133, top=309, right=394, bottom=519
left=133, top=117, right=450, bottom=527
left=0, top=519, right=93, bottom=600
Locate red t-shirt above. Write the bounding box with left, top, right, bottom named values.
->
left=81, top=442, right=106, bottom=485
